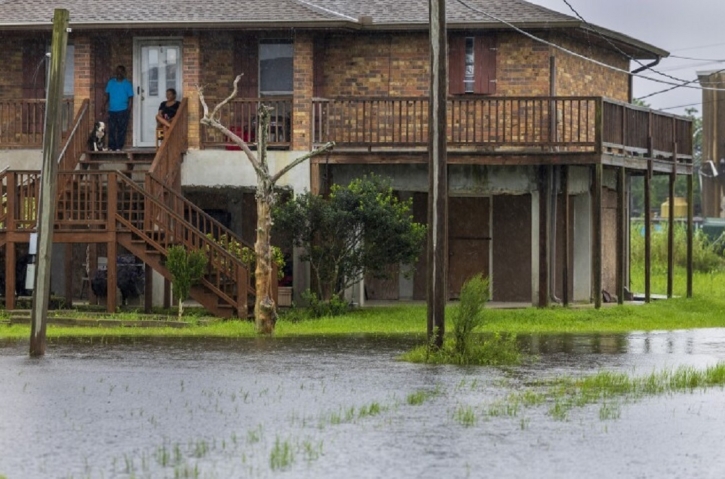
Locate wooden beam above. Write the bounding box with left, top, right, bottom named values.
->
left=106, top=240, right=117, bottom=313
left=30, top=9, right=69, bottom=357
left=562, top=165, right=570, bottom=306
left=667, top=160, right=676, bottom=298
left=427, top=0, right=447, bottom=349
left=64, top=243, right=73, bottom=308
left=687, top=171, right=694, bottom=298
left=5, top=242, right=15, bottom=311
left=592, top=164, right=603, bottom=309
left=644, top=159, right=652, bottom=303
left=538, top=166, right=550, bottom=307
left=616, top=166, right=625, bottom=304
left=144, top=264, right=153, bottom=313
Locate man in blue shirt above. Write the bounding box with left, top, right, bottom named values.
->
left=102, top=65, right=134, bottom=151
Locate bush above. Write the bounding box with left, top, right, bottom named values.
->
left=452, top=274, right=489, bottom=357
left=630, top=222, right=724, bottom=273
left=301, top=290, right=350, bottom=319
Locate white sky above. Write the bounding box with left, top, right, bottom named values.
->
left=526, top=0, right=725, bottom=116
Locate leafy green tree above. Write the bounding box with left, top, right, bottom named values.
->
left=274, top=175, right=426, bottom=301
left=166, top=245, right=207, bottom=320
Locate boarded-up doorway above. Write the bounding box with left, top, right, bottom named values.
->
left=448, top=196, right=490, bottom=299
left=492, top=194, right=532, bottom=302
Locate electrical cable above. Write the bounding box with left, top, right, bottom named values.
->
left=453, top=0, right=725, bottom=93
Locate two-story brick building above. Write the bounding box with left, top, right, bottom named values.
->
left=0, top=0, right=694, bottom=313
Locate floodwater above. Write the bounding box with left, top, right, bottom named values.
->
left=1, top=330, right=725, bottom=479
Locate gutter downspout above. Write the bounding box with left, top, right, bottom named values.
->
left=629, top=57, right=661, bottom=103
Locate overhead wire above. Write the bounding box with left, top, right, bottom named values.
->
left=453, top=0, right=725, bottom=93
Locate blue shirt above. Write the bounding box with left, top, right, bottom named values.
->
left=105, top=78, right=134, bottom=112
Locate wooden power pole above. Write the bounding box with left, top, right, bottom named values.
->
left=30, top=9, right=69, bottom=357
left=427, top=0, right=448, bottom=349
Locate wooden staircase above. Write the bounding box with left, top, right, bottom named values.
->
left=0, top=98, right=259, bottom=316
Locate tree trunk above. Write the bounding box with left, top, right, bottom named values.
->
left=254, top=187, right=276, bottom=334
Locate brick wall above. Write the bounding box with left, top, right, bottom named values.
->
left=292, top=32, right=313, bottom=150
left=199, top=32, right=236, bottom=103
left=183, top=34, right=202, bottom=149
left=73, top=35, right=91, bottom=116
left=0, top=36, right=23, bottom=100
left=554, top=34, right=629, bottom=101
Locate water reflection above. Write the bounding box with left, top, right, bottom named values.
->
left=0, top=330, right=724, bottom=479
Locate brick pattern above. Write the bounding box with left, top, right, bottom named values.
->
left=292, top=32, right=313, bottom=150
left=0, top=37, right=23, bottom=100
left=73, top=35, right=91, bottom=116
left=199, top=31, right=236, bottom=103
left=496, top=33, right=551, bottom=96
left=554, top=34, right=629, bottom=101
left=183, top=34, right=202, bottom=149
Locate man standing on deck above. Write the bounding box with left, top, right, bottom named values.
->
left=102, top=65, right=134, bottom=151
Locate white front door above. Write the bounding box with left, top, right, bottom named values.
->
left=133, top=40, right=182, bottom=147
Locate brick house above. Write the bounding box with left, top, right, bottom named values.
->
left=0, top=0, right=694, bottom=312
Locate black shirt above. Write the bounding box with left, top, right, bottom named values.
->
left=158, top=100, right=180, bottom=121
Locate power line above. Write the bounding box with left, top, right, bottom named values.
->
left=558, top=0, right=701, bottom=85
left=453, top=0, right=725, bottom=93
left=670, top=55, right=725, bottom=62
left=637, top=67, right=725, bottom=101
left=672, top=41, right=725, bottom=53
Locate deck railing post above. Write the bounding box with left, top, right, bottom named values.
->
left=594, top=98, right=604, bottom=155
left=6, top=173, right=16, bottom=232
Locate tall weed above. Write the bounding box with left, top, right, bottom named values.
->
left=630, top=222, right=724, bottom=273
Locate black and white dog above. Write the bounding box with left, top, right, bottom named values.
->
left=87, top=121, right=107, bottom=151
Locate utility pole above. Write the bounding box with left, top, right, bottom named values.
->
left=30, top=9, right=69, bottom=357
left=427, top=0, right=447, bottom=349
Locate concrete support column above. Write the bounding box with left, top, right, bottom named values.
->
left=183, top=34, right=202, bottom=149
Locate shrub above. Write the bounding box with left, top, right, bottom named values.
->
left=166, top=246, right=208, bottom=319
left=630, top=222, right=724, bottom=273
left=452, top=274, right=490, bottom=357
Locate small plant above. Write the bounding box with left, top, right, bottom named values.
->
left=269, top=437, right=294, bottom=470
left=165, top=246, right=208, bottom=320
left=206, top=233, right=285, bottom=279
left=451, top=274, right=489, bottom=357
left=300, top=289, right=350, bottom=319
left=454, top=405, right=477, bottom=427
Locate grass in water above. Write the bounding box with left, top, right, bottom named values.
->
left=496, top=362, right=725, bottom=421
left=269, top=437, right=294, bottom=471
left=454, top=405, right=477, bottom=427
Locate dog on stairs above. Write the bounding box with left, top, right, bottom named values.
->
left=87, top=121, right=107, bottom=151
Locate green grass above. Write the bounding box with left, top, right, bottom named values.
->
left=495, top=362, right=725, bottom=421
left=3, top=270, right=725, bottom=341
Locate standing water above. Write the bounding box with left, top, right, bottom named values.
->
left=1, top=330, right=725, bottom=478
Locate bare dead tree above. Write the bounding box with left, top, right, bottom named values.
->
left=199, top=74, right=334, bottom=334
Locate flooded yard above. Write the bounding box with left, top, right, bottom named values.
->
left=1, top=330, right=725, bottom=479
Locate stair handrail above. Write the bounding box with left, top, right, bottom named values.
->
left=145, top=171, right=254, bottom=252
left=148, top=98, right=188, bottom=193
left=113, top=172, right=253, bottom=309
left=57, top=99, right=91, bottom=171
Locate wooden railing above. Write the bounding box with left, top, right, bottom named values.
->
left=113, top=172, right=252, bottom=314
left=602, top=99, right=692, bottom=159
left=0, top=170, right=40, bottom=231
left=0, top=98, right=74, bottom=148
left=200, top=97, right=292, bottom=149
left=144, top=172, right=256, bottom=293
left=312, top=96, right=693, bottom=160
left=312, top=96, right=598, bottom=149
left=149, top=98, right=188, bottom=193
left=57, top=99, right=91, bottom=171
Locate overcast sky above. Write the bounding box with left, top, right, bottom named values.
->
left=526, top=0, right=725, bottom=116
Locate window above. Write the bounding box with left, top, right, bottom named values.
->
left=464, top=38, right=475, bottom=93
left=449, top=35, right=497, bottom=95
left=259, top=40, right=293, bottom=95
